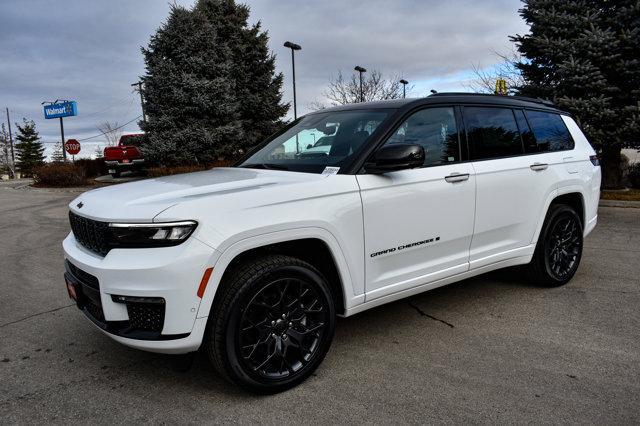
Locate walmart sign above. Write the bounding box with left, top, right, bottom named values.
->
left=44, top=101, right=78, bottom=119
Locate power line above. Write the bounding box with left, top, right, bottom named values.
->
left=77, top=94, right=137, bottom=120
left=76, top=114, right=143, bottom=142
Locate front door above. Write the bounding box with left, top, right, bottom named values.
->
left=357, top=106, right=476, bottom=301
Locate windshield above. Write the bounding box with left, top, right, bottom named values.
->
left=240, top=110, right=391, bottom=173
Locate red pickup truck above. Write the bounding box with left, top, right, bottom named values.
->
left=103, top=133, right=145, bottom=178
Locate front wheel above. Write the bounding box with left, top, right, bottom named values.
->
left=204, top=255, right=336, bottom=394
left=528, top=204, right=583, bottom=287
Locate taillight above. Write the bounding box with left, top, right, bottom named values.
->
left=590, top=155, right=600, bottom=166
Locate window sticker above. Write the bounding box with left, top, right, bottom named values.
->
left=321, top=166, right=340, bottom=176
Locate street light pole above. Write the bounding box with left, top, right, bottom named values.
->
left=354, top=66, right=367, bottom=102
left=400, top=79, right=408, bottom=99
left=283, top=41, right=302, bottom=119
left=5, top=107, right=15, bottom=178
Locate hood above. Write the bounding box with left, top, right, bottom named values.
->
left=69, top=167, right=325, bottom=222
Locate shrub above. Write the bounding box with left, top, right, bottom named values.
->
left=75, top=158, right=105, bottom=178
left=146, top=160, right=234, bottom=178
left=33, top=163, right=87, bottom=187
left=628, top=163, right=640, bottom=189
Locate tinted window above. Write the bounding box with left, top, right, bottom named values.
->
left=514, top=109, right=538, bottom=153
left=464, top=107, right=522, bottom=160
left=384, top=107, right=459, bottom=166
left=526, top=110, right=574, bottom=152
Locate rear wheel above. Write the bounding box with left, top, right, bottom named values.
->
left=528, top=204, right=583, bottom=287
left=204, top=255, right=336, bottom=394
left=110, top=171, right=121, bottom=178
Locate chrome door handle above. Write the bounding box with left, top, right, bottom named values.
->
left=530, top=163, right=548, bottom=171
left=444, top=173, right=470, bottom=183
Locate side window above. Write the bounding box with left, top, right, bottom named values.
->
left=464, top=107, right=523, bottom=160
left=514, top=109, right=539, bottom=153
left=525, top=110, right=575, bottom=152
left=384, top=107, right=459, bottom=166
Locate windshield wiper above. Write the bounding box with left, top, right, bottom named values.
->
left=241, top=163, right=289, bottom=171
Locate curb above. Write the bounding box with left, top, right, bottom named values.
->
left=599, top=199, right=640, bottom=208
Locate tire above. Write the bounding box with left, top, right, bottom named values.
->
left=204, top=255, right=336, bottom=394
left=527, top=204, right=583, bottom=287
left=111, top=171, right=121, bottom=178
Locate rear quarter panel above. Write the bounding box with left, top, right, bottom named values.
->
left=560, top=116, right=600, bottom=234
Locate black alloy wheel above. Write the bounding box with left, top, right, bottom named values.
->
left=205, top=255, right=336, bottom=394
left=528, top=204, right=583, bottom=286
left=545, top=214, right=582, bottom=281
left=237, top=277, right=329, bottom=380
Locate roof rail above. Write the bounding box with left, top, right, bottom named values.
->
left=428, top=92, right=555, bottom=107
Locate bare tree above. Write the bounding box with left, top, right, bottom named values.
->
left=93, top=144, right=104, bottom=159
left=465, top=49, right=525, bottom=94
left=312, top=70, right=407, bottom=109
left=0, top=124, right=15, bottom=178
left=97, top=121, right=122, bottom=147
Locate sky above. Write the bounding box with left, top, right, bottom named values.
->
left=0, top=0, right=528, bottom=159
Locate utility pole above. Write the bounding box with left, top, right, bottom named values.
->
left=131, top=81, right=147, bottom=125
left=5, top=107, right=15, bottom=178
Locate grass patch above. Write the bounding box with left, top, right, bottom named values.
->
left=601, top=189, right=640, bottom=201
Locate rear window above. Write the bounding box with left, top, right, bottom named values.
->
left=464, top=107, right=523, bottom=160
left=525, top=110, right=574, bottom=152
left=119, top=134, right=144, bottom=146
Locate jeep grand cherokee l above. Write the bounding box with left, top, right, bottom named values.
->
left=63, top=93, right=601, bottom=393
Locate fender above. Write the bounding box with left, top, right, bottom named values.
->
left=195, top=226, right=364, bottom=320
left=530, top=188, right=559, bottom=245
left=531, top=186, right=587, bottom=245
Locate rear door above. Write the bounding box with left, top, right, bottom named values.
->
left=464, top=106, right=559, bottom=268
left=357, top=106, right=476, bottom=301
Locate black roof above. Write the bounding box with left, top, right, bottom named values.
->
left=313, top=92, right=562, bottom=114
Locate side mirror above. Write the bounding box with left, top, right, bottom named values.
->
left=364, top=144, right=425, bottom=174
left=306, top=144, right=313, bottom=149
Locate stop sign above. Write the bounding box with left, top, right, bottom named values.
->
left=65, top=139, right=81, bottom=155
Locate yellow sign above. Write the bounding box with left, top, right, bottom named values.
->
left=495, top=79, right=508, bottom=95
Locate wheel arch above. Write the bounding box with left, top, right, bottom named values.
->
left=197, top=228, right=355, bottom=319
left=532, top=189, right=586, bottom=244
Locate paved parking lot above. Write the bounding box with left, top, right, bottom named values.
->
left=1, top=183, right=639, bottom=424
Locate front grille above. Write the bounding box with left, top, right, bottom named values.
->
left=85, top=300, right=105, bottom=322
left=126, top=302, right=165, bottom=333
left=69, top=211, right=111, bottom=256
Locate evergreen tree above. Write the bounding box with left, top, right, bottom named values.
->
left=511, top=0, right=640, bottom=188
left=15, top=119, right=45, bottom=176
left=140, top=0, right=288, bottom=165
left=50, top=141, right=65, bottom=162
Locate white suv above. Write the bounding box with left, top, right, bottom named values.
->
left=63, top=93, right=601, bottom=393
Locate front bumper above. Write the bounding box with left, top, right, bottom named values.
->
left=62, top=232, right=218, bottom=354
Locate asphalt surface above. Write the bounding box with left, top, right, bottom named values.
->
left=1, top=183, right=639, bottom=424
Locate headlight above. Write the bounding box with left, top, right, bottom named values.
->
left=108, top=220, right=197, bottom=248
